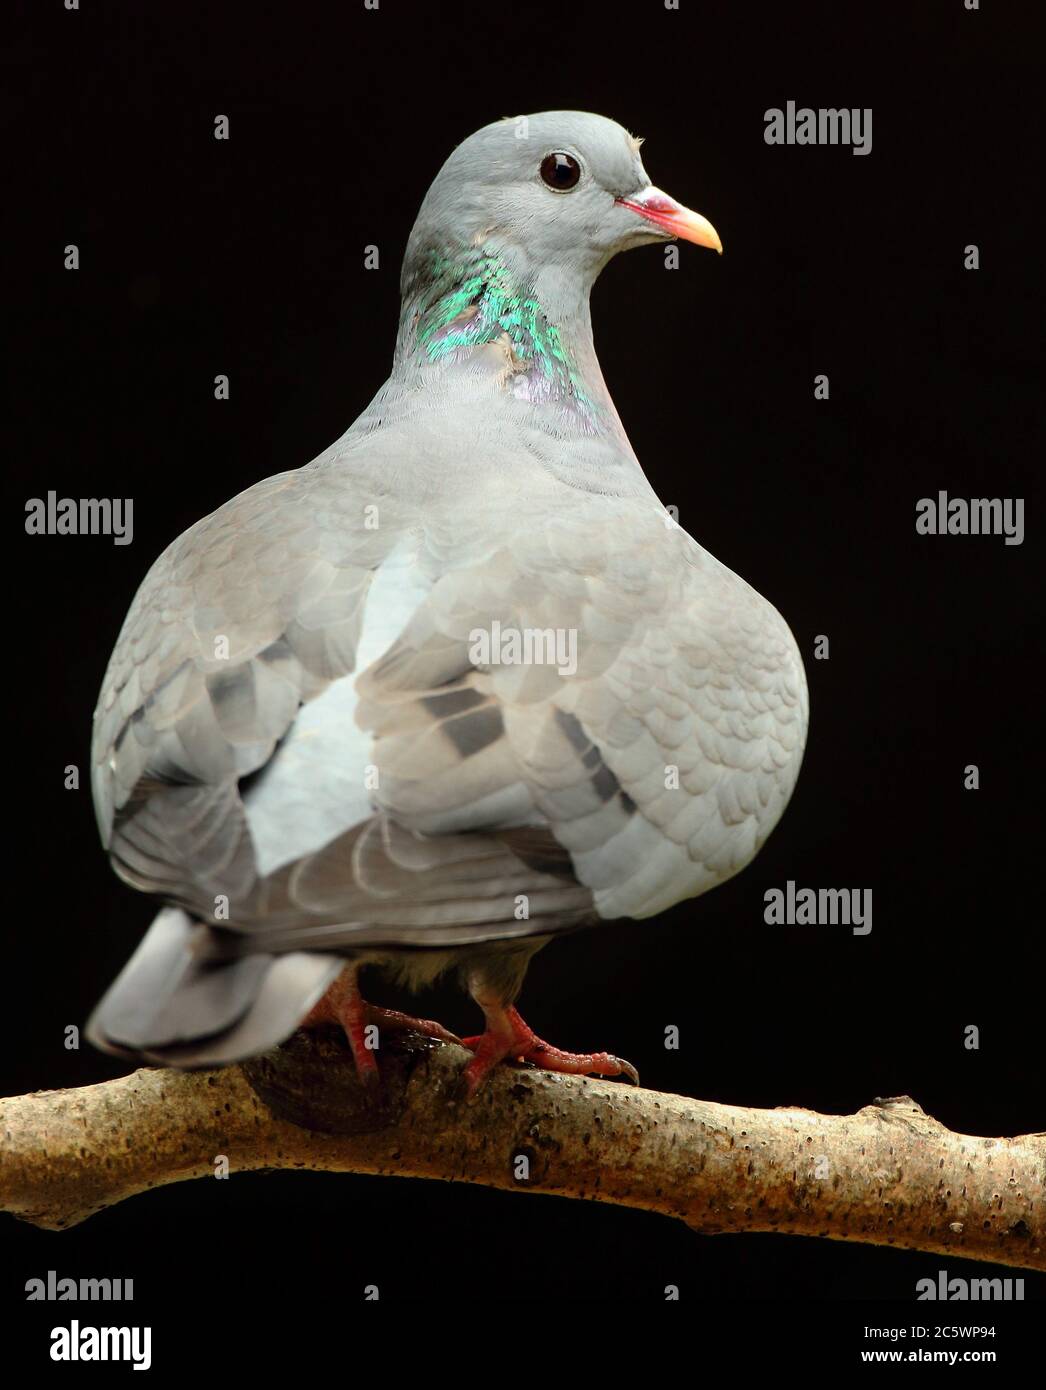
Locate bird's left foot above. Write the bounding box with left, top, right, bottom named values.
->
left=460, top=1004, right=639, bottom=1096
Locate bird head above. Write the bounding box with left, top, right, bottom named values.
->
left=402, top=110, right=721, bottom=295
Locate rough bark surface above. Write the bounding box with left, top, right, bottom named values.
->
left=1, top=1031, right=1042, bottom=1270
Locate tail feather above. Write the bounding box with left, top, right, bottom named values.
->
left=86, top=907, right=343, bottom=1067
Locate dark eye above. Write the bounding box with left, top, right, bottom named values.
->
left=540, top=152, right=581, bottom=191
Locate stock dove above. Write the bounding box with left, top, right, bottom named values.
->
left=87, top=111, right=808, bottom=1093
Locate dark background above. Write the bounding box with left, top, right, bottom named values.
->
left=5, top=0, right=1042, bottom=1353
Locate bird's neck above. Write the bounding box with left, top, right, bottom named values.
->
left=393, top=241, right=623, bottom=437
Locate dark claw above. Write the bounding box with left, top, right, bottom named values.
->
left=610, top=1056, right=640, bottom=1085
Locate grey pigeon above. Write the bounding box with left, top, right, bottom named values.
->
left=87, top=111, right=808, bottom=1093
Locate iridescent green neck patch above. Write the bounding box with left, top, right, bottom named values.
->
left=408, top=246, right=602, bottom=419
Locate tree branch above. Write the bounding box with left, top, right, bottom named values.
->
left=2, top=1031, right=1042, bottom=1269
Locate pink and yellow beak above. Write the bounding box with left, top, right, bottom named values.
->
left=615, top=187, right=723, bottom=253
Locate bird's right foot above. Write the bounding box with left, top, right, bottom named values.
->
left=301, top=969, right=460, bottom=1090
